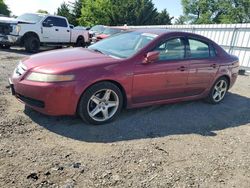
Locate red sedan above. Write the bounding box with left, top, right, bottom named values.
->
left=92, top=27, right=126, bottom=43
left=9, top=29, right=239, bottom=125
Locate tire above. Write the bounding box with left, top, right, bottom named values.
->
left=75, top=37, right=86, bottom=47
left=206, top=77, right=229, bottom=104
left=24, top=36, right=40, bottom=53
left=78, top=82, right=123, bottom=125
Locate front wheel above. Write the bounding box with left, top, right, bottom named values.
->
left=206, top=77, right=229, bottom=104
left=78, top=82, right=123, bottom=125
left=24, top=36, right=40, bottom=53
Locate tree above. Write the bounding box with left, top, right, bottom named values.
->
left=155, top=9, right=173, bottom=25
left=175, top=15, right=187, bottom=25
left=181, top=0, right=250, bottom=24
left=79, top=0, right=173, bottom=26
left=57, top=2, right=75, bottom=25
left=69, top=0, right=82, bottom=25
left=37, top=9, right=49, bottom=14
left=80, top=0, right=112, bottom=26
left=0, top=0, right=11, bottom=16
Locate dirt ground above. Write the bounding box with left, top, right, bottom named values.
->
left=0, top=48, right=250, bottom=188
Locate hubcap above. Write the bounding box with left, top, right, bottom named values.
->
left=212, top=80, right=227, bottom=102
left=87, top=89, right=119, bottom=122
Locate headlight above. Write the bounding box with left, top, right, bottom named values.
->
left=15, top=25, right=21, bottom=34
left=26, top=72, right=75, bottom=82
left=11, top=24, right=21, bottom=34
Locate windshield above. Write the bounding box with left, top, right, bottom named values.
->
left=88, top=31, right=158, bottom=59
left=103, top=28, right=122, bottom=35
left=90, top=25, right=105, bottom=33
left=17, top=13, right=45, bottom=23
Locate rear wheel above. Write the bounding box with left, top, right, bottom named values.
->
left=75, top=37, right=86, bottom=47
left=206, top=77, right=228, bottom=104
left=24, top=36, right=40, bottom=53
left=78, top=82, right=123, bottom=125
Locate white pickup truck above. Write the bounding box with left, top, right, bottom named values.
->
left=0, top=13, right=90, bottom=52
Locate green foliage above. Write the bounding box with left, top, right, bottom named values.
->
left=80, top=0, right=112, bottom=26
left=37, top=10, right=49, bottom=14
left=155, top=9, right=174, bottom=25
left=175, top=15, right=187, bottom=25
left=57, top=2, right=75, bottom=25
left=69, top=0, right=83, bottom=25
left=79, top=0, right=173, bottom=26
left=0, top=0, right=11, bottom=16
left=182, top=0, right=250, bottom=24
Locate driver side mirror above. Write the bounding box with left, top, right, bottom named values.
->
left=143, top=51, right=160, bottom=64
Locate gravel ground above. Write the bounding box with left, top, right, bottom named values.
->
left=0, top=48, right=250, bottom=188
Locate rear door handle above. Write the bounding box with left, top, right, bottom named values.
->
left=177, top=66, right=187, bottom=71
left=67, top=30, right=70, bottom=32
left=55, top=29, right=59, bottom=31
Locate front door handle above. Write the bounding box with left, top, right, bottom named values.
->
left=177, top=66, right=187, bottom=71
left=55, top=29, right=59, bottom=31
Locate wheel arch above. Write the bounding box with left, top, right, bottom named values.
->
left=76, top=35, right=85, bottom=42
left=20, top=32, right=40, bottom=46
left=76, top=80, right=128, bottom=113
left=218, top=75, right=231, bottom=89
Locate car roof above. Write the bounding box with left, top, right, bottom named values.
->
left=131, top=28, right=215, bottom=41
left=131, top=28, right=171, bottom=35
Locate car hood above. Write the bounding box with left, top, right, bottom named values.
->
left=0, top=17, right=36, bottom=24
left=0, top=17, right=17, bottom=24
left=22, top=48, right=120, bottom=74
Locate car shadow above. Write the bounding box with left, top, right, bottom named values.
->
left=24, top=92, right=250, bottom=143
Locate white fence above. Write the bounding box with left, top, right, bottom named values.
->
left=126, top=24, right=250, bottom=69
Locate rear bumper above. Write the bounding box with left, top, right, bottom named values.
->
left=10, top=78, right=81, bottom=116
left=0, top=34, right=20, bottom=45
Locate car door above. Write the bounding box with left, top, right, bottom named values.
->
left=54, top=17, right=70, bottom=43
left=132, top=37, right=190, bottom=104
left=41, top=16, right=58, bottom=43
left=186, top=38, right=219, bottom=95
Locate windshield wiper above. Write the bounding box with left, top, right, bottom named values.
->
left=91, top=48, right=106, bottom=55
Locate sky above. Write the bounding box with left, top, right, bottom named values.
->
left=4, top=0, right=183, bottom=18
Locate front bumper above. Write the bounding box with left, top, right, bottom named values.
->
left=9, top=77, right=81, bottom=116
left=0, top=34, right=20, bottom=45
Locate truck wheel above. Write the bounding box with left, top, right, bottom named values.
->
left=76, top=37, right=86, bottom=47
left=24, top=36, right=40, bottom=53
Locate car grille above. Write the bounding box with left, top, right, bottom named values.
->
left=0, top=23, right=12, bottom=35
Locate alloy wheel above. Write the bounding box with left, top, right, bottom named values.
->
left=212, top=80, right=228, bottom=102
left=87, top=89, right=119, bottom=122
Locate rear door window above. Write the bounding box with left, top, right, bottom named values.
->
left=43, top=17, right=68, bottom=27
left=188, top=39, right=210, bottom=58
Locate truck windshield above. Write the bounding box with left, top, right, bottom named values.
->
left=17, top=13, right=45, bottom=23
